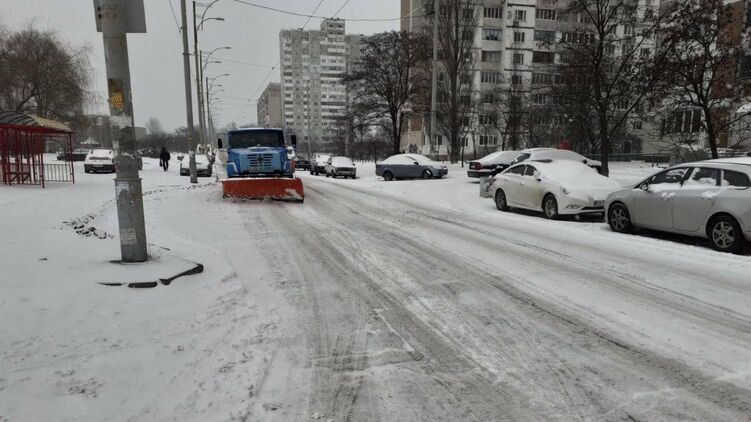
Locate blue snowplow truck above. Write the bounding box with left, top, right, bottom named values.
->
left=221, top=128, right=305, bottom=201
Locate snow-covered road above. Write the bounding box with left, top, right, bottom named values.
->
left=2, top=159, right=751, bottom=421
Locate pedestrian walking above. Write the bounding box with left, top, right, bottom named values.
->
left=159, top=147, right=171, bottom=171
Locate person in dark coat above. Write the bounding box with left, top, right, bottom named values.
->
left=159, top=147, right=171, bottom=171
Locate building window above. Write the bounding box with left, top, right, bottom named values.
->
left=482, top=51, right=502, bottom=63
left=483, top=29, right=501, bottom=41
left=481, top=72, right=502, bottom=84
left=479, top=114, right=496, bottom=125
left=534, top=30, right=555, bottom=43
left=512, top=74, right=522, bottom=85
left=624, top=25, right=634, bottom=36
left=481, top=93, right=495, bottom=104
left=513, top=53, right=524, bottom=64
left=640, top=48, right=651, bottom=58
left=532, top=72, right=561, bottom=85
left=480, top=135, right=498, bottom=145
left=536, top=9, right=557, bottom=21
left=515, top=10, right=527, bottom=22
left=532, top=94, right=548, bottom=105
left=562, top=32, right=594, bottom=44
left=484, top=7, right=502, bottom=19
left=513, top=31, right=526, bottom=43
left=532, top=51, right=555, bottom=64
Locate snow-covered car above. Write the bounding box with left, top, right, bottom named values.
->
left=83, top=149, right=115, bottom=174
left=325, top=156, right=357, bottom=179
left=180, top=154, right=212, bottom=177
left=311, top=153, right=331, bottom=176
left=294, top=156, right=311, bottom=171
left=59, top=148, right=90, bottom=162
left=605, top=159, right=751, bottom=253
left=467, top=150, right=519, bottom=178
left=510, top=148, right=603, bottom=173
left=485, top=160, right=622, bottom=219
left=376, top=154, right=447, bottom=181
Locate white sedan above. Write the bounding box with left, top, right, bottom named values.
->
left=484, top=160, right=623, bottom=219
left=179, top=154, right=213, bottom=177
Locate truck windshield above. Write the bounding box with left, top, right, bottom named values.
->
left=229, top=131, right=284, bottom=149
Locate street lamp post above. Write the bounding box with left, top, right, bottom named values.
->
left=193, top=0, right=224, bottom=150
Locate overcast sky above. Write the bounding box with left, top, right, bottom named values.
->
left=2, top=0, right=399, bottom=132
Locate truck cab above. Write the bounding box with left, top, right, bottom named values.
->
left=226, top=128, right=297, bottom=178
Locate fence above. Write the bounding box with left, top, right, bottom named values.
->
left=43, top=163, right=75, bottom=182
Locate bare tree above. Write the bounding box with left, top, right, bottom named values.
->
left=145, top=117, right=164, bottom=135
left=659, top=0, right=750, bottom=159
left=0, top=25, right=91, bottom=121
left=346, top=31, right=431, bottom=156
left=554, top=0, right=667, bottom=175
left=430, top=0, right=481, bottom=163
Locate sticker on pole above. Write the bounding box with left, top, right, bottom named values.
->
left=120, top=228, right=137, bottom=245
left=108, top=79, right=126, bottom=114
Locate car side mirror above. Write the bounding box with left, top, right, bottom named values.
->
left=291, top=135, right=297, bottom=147
left=413, top=162, right=419, bottom=165
left=536, top=177, right=542, bottom=182
left=639, top=183, right=650, bottom=191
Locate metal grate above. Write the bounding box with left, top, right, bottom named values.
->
left=247, top=153, right=274, bottom=171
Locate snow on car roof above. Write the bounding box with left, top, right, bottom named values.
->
left=477, top=150, right=518, bottom=163
left=331, top=156, right=354, bottom=165
left=526, top=160, right=621, bottom=189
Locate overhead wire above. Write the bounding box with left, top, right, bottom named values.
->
left=232, top=0, right=424, bottom=22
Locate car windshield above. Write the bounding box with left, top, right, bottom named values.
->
left=229, top=130, right=284, bottom=149
left=331, top=157, right=354, bottom=167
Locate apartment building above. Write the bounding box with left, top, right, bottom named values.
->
left=401, top=0, right=661, bottom=157
left=256, top=82, right=283, bottom=128
left=279, top=19, right=361, bottom=149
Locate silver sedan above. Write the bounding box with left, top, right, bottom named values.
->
left=376, top=154, right=447, bottom=181
left=605, top=159, right=751, bottom=253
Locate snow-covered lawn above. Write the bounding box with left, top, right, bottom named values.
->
left=2, top=157, right=750, bottom=421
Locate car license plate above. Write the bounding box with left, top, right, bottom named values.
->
left=594, top=200, right=604, bottom=207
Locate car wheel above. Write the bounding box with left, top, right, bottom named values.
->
left=707, top=215, right=745, bottom=254
left=608, top=203, right=633, bottom=234
left=383, top=171, right=394, bottom=181
left=543, top=195, right=559, bottom=220
left=495, top=189, right=509, bottom=211
left=422, top=169, right=432, bottom=179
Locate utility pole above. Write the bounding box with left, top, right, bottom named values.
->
left=180, top=0, right=198, bottom=183
left=193, top=1, right=206, bottom=150
left=206, top=76, right=212, bottom=145
left=96, top=0, right=148, bottom=262
left=429, top=0, right=440, bottom=158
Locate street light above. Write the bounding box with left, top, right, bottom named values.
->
left=193, top=0, right=225, bottom=149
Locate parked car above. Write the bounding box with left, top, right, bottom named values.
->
left=484, top=160, right=622, bottom=219
left=294, top=155, right=311, bottom=171
left=84, top=149, right=115, bottom=174
left=311, top=153, right=331, bottom=175
left=606, top=159, right=751, bottom=253
left=58, top=148, right=90, bottom=162
left=325, top=156, right=357, bottom=179
left=180, top=154, right=213, bottom=177
left=510, top=148, right=603, bottom=173
left=177, top=153, right=185, bottom=161
left=376, top=154, right=448, bottom=181
left=467, top=150, right=520, bottom=178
